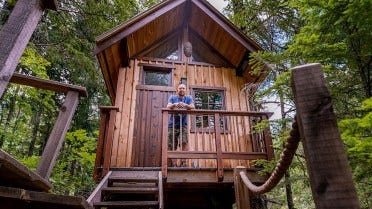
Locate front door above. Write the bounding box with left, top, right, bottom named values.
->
left=132, top=85, right=175, bottom=167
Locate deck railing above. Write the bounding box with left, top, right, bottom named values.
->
left=161, top=109, right=274, bottom=181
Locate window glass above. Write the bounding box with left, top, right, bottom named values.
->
left=143, top=67, right=172, bottom=86
left=192, top=88, right=226, bottom=131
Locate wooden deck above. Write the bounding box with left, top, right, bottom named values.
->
left=0, top=149, right=51, bottom=192
left=0, top=149, right=92, bottom=209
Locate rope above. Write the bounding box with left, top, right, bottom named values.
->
left=239, top=117, right=301, bottom=195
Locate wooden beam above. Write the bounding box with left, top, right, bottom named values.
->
left=161, top=111, right=169, bottom=179
left=119, top=38, right=130, bottom=67
left=0, top=0, right=44, bottom=98
left=0, top=185, right=93, bottom=209
left=87, top=171, right=111, bottom=206
left=10, top=73, right=87, bottom=97
left=291, top=63, right=360, bottom=208
left=214, top=113, right=223, bottom=182
left=36, top=91, right=80, bottom=179
left=236, top=50, right=250, bottom=77
left=158, top=171, right=164, bottom=209
left=101, top=108, right=118, bottom=177
left=0, top=149, right=52, bottom=192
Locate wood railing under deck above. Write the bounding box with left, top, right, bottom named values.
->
left=161, top=109, right=274, bottom=181
left=93, top=106, right=119, bottom=182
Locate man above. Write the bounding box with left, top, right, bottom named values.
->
left=167, top=83, right=195, bottom=153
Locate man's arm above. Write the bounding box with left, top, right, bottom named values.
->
left=167, top=102, right=176, bottom=109
left=185, top=96, right=195, bottom=110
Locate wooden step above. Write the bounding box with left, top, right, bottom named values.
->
left=102, top=187, right=158, bottom=194
left=93, top=201, right=158, bottom=208
left=108, top=176, right=158, bottom=185
left=110, top=182, right=157, bottom=188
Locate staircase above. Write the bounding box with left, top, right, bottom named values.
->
left=89, top=171, right=163, bottom=209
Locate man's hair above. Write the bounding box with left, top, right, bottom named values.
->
left=177, top=83, right=186, bottom=88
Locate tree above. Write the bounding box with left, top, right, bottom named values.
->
left=288, top=0, right=372, bottom=99
left=339, top=98, right=372, bottom=208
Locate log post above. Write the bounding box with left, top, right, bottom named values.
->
left=0, top=0, right=57, bottom=98
left=234, top=166, right=250, bottom=209
left=291, top=63, right=360, bottom=208
left=36, top=91, right=79, bottom=179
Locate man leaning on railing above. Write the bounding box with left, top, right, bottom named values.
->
left=166, top=84, right=195, bottom=158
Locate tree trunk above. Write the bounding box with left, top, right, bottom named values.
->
left=0, top=86, right=19, bottom=148
left=279, top=88, right=295, bottom=209
left=28, top=105, right=42, bottom=156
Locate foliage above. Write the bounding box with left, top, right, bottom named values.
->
left=288, top=0, right=372, bottom=99
left=50, top=130, right=97, bottom=196
left=339, top=98, right=372, bottom=208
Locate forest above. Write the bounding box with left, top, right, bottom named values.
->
left=0, top=0, right=370, bottom=208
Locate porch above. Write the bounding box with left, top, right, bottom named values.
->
left=94, top=108, right=274, bottom=182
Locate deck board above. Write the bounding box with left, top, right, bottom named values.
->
left=0, top=186, right=92, bottom=209
left=0, top=149, right=51, bottom=192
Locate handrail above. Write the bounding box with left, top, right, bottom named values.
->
left=4, top=73, right=87, bottom=180
left=161, top=109, right=274, bottom=181
left=10, top=73, right=87, bottom=97
left=162, top=108, right=273, bottom=117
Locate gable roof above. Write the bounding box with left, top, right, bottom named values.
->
left=95, top=0, right=265, bottom=102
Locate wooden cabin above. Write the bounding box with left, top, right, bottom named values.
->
left=91, top=0, right=274, bottom=208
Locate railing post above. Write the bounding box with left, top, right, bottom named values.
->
left=214, top=113, right=223, bottom=181
left=93, top=107, right=112, bottom=182
left=0, top=0, right=56, bottom=98
left=101, top=108, right=118, bottom=177
left=291, top=63, right=360, bottom=208
left=161, top=110, right=169, bottom=179
left=234, top=166, right=250, bottom=209
left=36, top=91, right=79, bottom=179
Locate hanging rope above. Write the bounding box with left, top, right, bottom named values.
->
left=240, top=117, right=301, bottom=195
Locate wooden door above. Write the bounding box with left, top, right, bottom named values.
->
left=132, top=85, right=175, bottom=167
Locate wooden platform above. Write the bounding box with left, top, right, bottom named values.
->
left=0, top=149, right=51, bottom=192
left=0, top=149, right=92, bottom=209
left=0, top=186, right=92, bottom=209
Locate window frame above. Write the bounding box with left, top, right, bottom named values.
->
left=140, top=63, right=174, bottom=87
left=190, top=85, right=229, bottom=133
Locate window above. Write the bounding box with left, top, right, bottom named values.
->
left=191, top=86, right=227, bottom=132
left=144, top=35, right=180, bottom=61
left=142, top=65, right=173, bottom=86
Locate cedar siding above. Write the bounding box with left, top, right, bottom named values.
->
left=110, top=59, right=254, bottom=168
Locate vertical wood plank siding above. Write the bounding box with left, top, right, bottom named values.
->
left=110, top=59, right=253, bottom=168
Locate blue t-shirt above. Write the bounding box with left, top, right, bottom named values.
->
left=168, top=95, right=193, bottom=127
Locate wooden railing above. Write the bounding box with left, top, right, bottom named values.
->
left=161, top=109, right=274, bottom=181
left=5, top=73, right=87, bottom=180
left=93, top=106, right=119, bottom=182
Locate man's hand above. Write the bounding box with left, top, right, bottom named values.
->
left=175, top=102, right=185, bottom=108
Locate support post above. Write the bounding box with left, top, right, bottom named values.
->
left=36, top=91, right=79, bottom=179
left=214, top=113, right=223, bottom=181
left=161, top=111, right=169, bottom=179
left=234, top=166, right=250, bottom=209
left=291, top=63, right=360, bottom=208
left=0, top=0, right=56, bottom=98
left=101, top=108, right=118, bottom=177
